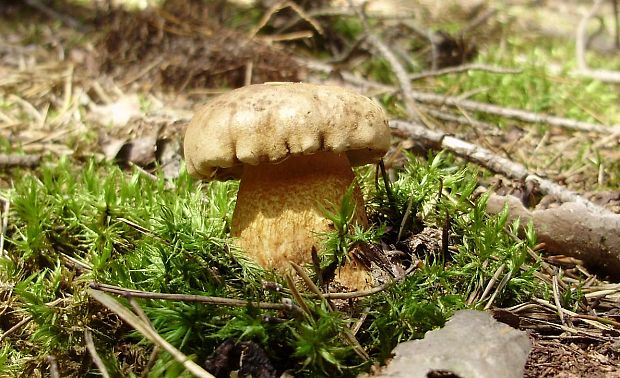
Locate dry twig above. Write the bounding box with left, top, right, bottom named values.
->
left=0, top=315, right=33, bottom=343
left=319, top=263, right=419, bottom=300
left=346, top=1, right=422, bottom=121
left=289, top=262, right=370, bottom=361
left=484, top=270, right=513, bottom=310
left=85, top=329, right=111, bottom=378
left=89, top=282, right=303, bottom=316
left=0, top=196, right=9, bottom=258
left=390, top=120, right=614, bottom=215
left=478, top=263, right=506, bottom=304
left=47, top=355, right=59, bottom=378
left=409, top=63, right=522, bottom=81
left=0, top=154, right=38, bottom=168
left=404, top=90, right=616, bottom=133
left=0, top=297, right=67, bottom=343
left=248, top=0, right=323, bottom=40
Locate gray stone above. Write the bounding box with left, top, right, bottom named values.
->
left=372, top=310, right=531, bottom=378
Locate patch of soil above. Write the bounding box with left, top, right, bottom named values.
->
left=95, top=0, right=304, bottom=91
left=525, top=335, right=620, bottom=377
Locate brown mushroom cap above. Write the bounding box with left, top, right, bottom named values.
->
left=184, top=82, right=390, bottom=180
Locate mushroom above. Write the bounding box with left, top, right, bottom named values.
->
left=184, top=82, right=390, bottom=289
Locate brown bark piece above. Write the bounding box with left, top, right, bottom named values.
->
left=487, top=193, right=620, bottom=278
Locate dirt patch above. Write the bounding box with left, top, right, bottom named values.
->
left=95, top=0, right=304, bottom=91
left=525, top=336, right=620, bottom=377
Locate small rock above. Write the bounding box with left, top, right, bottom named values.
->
left=372, top=310, right=531, bottom=378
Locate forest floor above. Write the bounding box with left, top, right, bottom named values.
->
left=1, top=0, right=620, bottom=377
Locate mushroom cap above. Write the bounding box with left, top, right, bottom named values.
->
left=184, top=82, right=391, bottom=180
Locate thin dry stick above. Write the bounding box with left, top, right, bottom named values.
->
left=117, top=216, right=166, bottom=241
left=128, top=297, right=154, bottom=329
left=467, top=259, right=489, bottom=305
left=552, top=274, right=566, bottom=325
left=320, top=263, right=419, bottom=300
left=59, top=252, right=92, bottom=271
left=405, top=90, right=616, bottom=133
left=409, top=63, right=521, bottom=81
left=484, top=270, right=512, bottom=310
left=127, top=294, right=166, bottom=378
left=351, top=308, right=369, bottom=336
left=284, top=273, right=312, bottom=317
left=244, top=60, right=254, bottom=86
left=0, top=297, right=67, bottom=342
left=576, top=0, right=620, bottom=83
left=290, top=262, right=334, bottom=310
left=0, top=196, right=9, bottom=257
left=573, top=313, right=620, bottom=328
left=140, top=346, right=161, bottom=378
left=89, top=282, right=303, bottom=315
left=260, top=31, right=315, bottom=42
left=0, top=315, right=32, bottom=343
left=9, top=94, right=43, bottom=125
left=424, top=108, right=498, bottom=130
left=120, top=56, right=165, bottom=87
left=503, top=228, right=565, bottom=289
left=397, top=193, right=415, bottom=242
left=390, top=120, right=614, bottom=215
left=533, top=298, right=612, bottom=331
left=58, top=64, right=73, bottom=119
left=289, top=262, right=370, bottom=361
left=523, top=317, right=605, bottom=340
left=248, top=0, right=323, bottom=39
left=478, top=263, right=506, bottom=303
left=85, top=329, right=111, bottom=378
left=614, top=0, right=620, bottom=48
left=89, top=289, right=215, bottom=378
left=47, top=355, right=59, bottom=378
left=347, top=0, right=422, bottom=121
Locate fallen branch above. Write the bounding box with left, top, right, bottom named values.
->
left=486, top=193, right=620, bottom=278
left=0, top=154, right=41, bottom=168
left=390, top=119, right=614, bottom=216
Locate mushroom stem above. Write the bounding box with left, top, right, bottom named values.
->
left=231, top=151, right=372, bottom=289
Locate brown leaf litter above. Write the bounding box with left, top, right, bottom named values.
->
left=95, top=0, right=304, bottom=91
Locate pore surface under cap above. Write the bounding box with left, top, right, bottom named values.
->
left=184, top=82, right=390, bottom=180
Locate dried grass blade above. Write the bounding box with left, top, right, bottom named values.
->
left=88, top=289, right=215, bottom=378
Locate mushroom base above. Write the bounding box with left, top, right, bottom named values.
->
left=231, top=151, right=373, bottom=290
